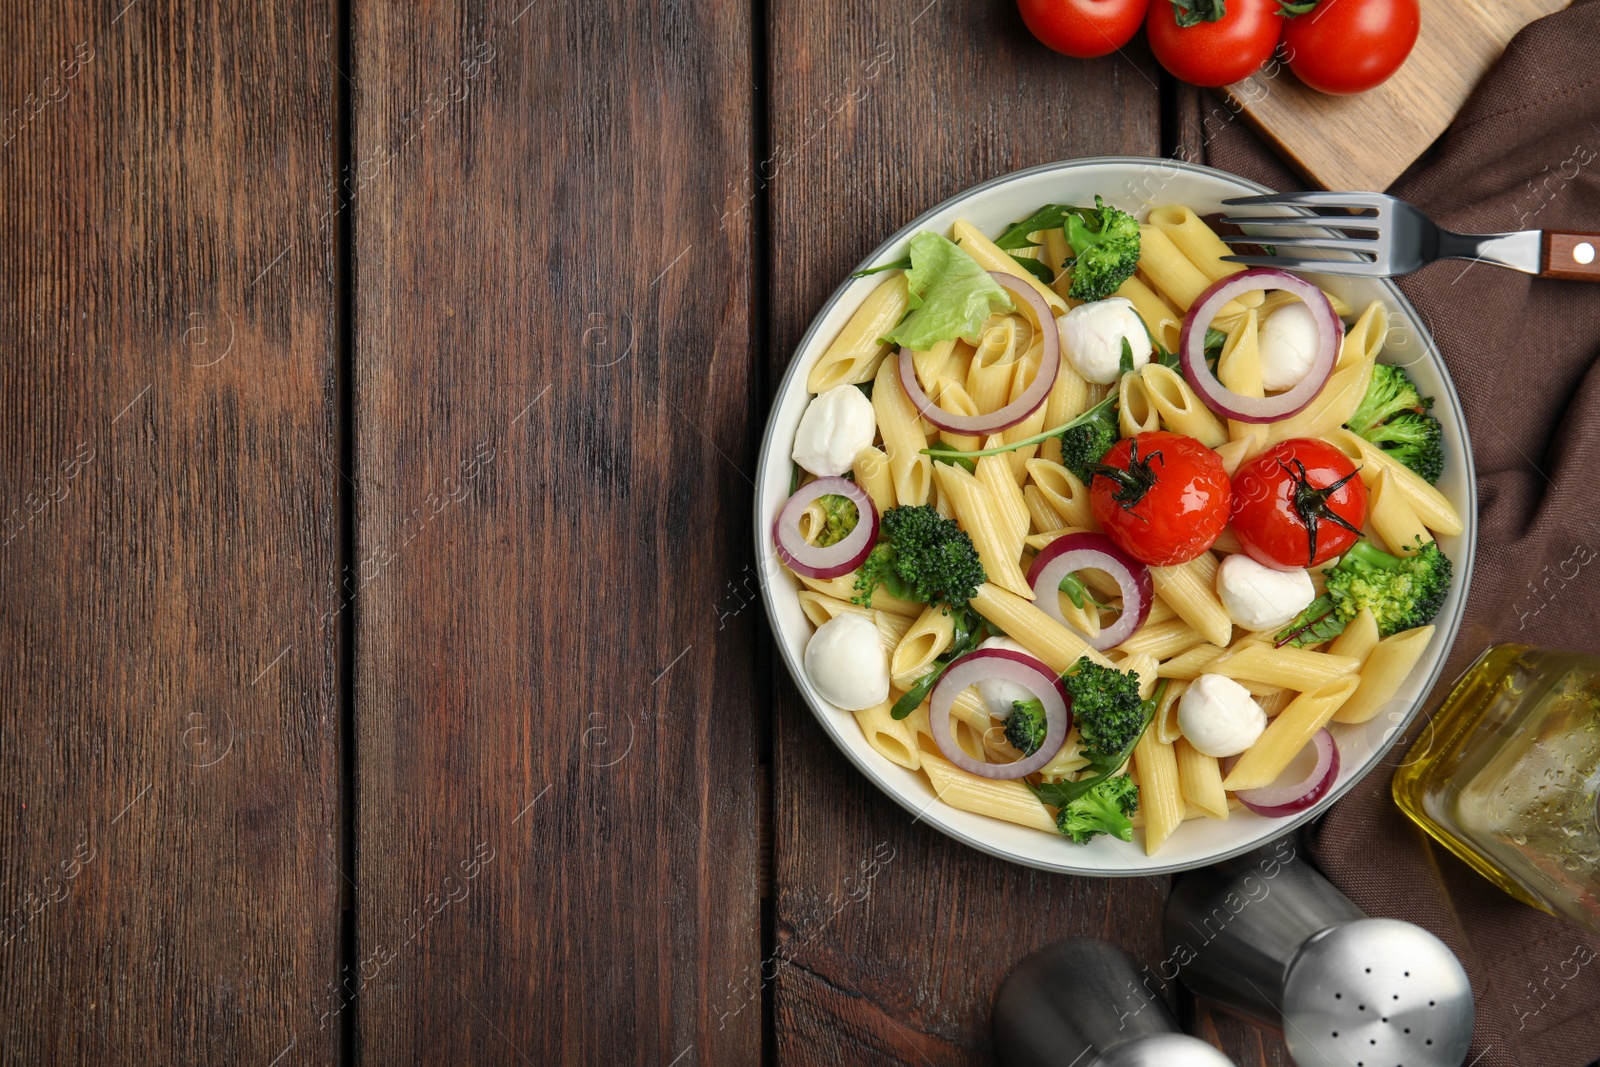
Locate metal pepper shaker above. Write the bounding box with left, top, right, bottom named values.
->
left=993, top=937, right=1237, bottom=1067
left=1163, top=840, right=1474, bottom=1067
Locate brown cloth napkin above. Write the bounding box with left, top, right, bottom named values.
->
left=1184, top=5, right=1600, bottom=1064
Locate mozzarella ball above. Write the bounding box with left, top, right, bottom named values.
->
left=791, top=384, right=876, bottom=477
left=804, top=613, right=890, bottom=711
left=1257, top=302, right=1322, bottom=392
left=1057, top=297, right=1152, bottom=385
left=1216, top=552, right=1317, bottom=631
left=1178, top=674, right=1267, bottom=758
left=975, top=637, right=1036, bottom=717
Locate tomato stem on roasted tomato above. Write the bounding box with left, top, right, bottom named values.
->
left=1279, top=457, right=1364, bottom=568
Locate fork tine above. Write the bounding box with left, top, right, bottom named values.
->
left=1218, top=234, right=1377, bottom=251
left=1222, top=191, right=1385, bottom=211
left=1221, top=253, right=1388, bottom=276
left=1218, top=215, right=1379, bottom=230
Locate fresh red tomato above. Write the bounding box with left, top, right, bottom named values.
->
left=1145, top=0, right=1281, bottom=87
left=1018, top=0, right=1151, bottom=58
left=1281, top=0, right=1419, bottom=95
left=1230, top=439, right=1368, bottom=570
left=1089, top=431, right=1231, bottom=566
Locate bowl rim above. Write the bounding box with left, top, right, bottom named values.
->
left=753, top=154, right=1477, bottom=876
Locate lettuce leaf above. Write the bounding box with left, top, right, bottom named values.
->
left=881, top=232, right=1014, bottom=351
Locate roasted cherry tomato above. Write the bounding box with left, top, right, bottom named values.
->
left=1018, top=0, right=1151, bottom=59
left=1089, top=431, right=1231, bottom=566
left=1230, top=438, right=1368, bottom=570
left=1281, top=0, right=1419, bottom=96
left=1145, top=0, right=1281, bottom=87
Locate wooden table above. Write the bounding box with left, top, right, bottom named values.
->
left=1, top=1, right=1286, bottom=1062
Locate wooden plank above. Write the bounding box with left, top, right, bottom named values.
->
left=349, top=1, right=762, bottom=1062
left=1226, top=0, right=1569, bottom=191
left=0, top=3, right=342, bottom=1064
left=764, top=3, right=1171, bottom=1063
left=765, top=9, right=1293, bottom=1065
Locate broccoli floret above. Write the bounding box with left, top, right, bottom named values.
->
left=811, top=494, right=860, bottom=547
left=1345, top=363, right=1443, bottom=485
left=1365, top=411, right=1445, bottom=485
left=1004, top=699, right=1048, bottom=756
left=1058, top=392, right=1121, bottom=482
left=1347, top=363, right=1429, bottom=435
left=1277, top=538, right=1454, bottom=646
left=1061, top=658, right=1145, bottom=762
left=1062, top=196, right=1141, bottom=302
left=853, top=504, right=986, bottom=611
left=1056, top=774, right=1140, bottom=844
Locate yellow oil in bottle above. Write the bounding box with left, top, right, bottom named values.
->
left=1393, top=644, right=1600, bottom=934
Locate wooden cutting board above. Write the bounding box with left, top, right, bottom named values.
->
left=1225, top=0, right=1570, bottom=192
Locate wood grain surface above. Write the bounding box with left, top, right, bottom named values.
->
left=1225, top=0, right=1570, bottom=192
left=0, top=1, right=1329, bottom=1064
left=0, top=2, right=343, bottom=1064
left=349, top=0, right=763, bottom=1062
left=765, top=2, right=1286, bottom=1064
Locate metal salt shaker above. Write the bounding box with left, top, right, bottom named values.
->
left=993, top=937, right=1237, bottom=1067
left=1164, top=840, right=1475, bottom=1067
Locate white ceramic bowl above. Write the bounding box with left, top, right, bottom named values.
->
left=755, top=157, right=1476, bottom=876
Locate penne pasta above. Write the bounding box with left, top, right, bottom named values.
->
left=1114, top=274, right=1183, bottom=354
left=1208, top=643, right=1362, bottom=689
left=1366, top=466, right=1433, bottom=556
left=1134, top=728, right=1185, bottom=853
left=1119, top=371, right=1160, bottom=437
left=932, top=462, right=1033, bottom=598
left=1175, top=737, right=1229, bottom=820
left=891, top=605, right=956, bottom=689
left=1320, top=428, right=1462, bottom=536
left=1150, top=554, right=1233, bottom=648
left=1140, top=364, right=1227, bottom=447
left=1025, top=459, right=1095, bottom=530
left=1116, top=617, right=1207, bottom=661
left=1216, top=310, right=1263, bottom=443
left=1334, top=625, right=1434, bottom=724
left=795, top=568, right=920, bottom=617
left=921, top=753, right=1060, bottom=834
left=1221, top=674, right=1360, bottom=791
left=808, top=274, right=907, bottom=392
left=1327, top=607, right=1380, bottom=662
left=952, top=219, right=1070, bottom=315
left=969, top=582, right=1113, bottom=671
left=852, top=445, right=896, bottom=514
left=873, top=356, right=933, bottom=506
left=854, top=698, right=922, bottom=770
left=1146, top=205, right=1263, bottom=304
left=1154, top=677, right=1188, bottom=744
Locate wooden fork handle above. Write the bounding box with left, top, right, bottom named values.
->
left=1542, top=232, right=1600, bottom=280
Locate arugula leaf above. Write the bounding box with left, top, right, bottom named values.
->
left=1012, top=254, right=1055, bottom=284
left=881, top=233, right=1015, bottom=351
left=789, top=462, right=802, bottom=496
left=890, top=608, right=994, bottom=719
left=1029, top=680, right=1166, bottom=806
left=852, top=257, right=911, bottom=278
left=994, top=204, right=1080, bottom=251
left=1119, top=336, right=1136, bottom=376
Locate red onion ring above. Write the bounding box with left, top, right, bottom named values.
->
left=773, top=476, right=879, bottom=580
left=929, top=648, right=1071, bottom=779
left=896, top=271, right=1060, bottom=435
left=1179, top=269, right=1340, bottom=424
left=1224, top=727, right=1340, bottom=817
left=1025, top=533, right=1153, bottom=652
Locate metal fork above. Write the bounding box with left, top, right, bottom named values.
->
left=1217, top=191, right=1600, bottom=281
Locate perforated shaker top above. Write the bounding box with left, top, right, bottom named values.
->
left=1281, top=918, right=1474, bottom=1067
